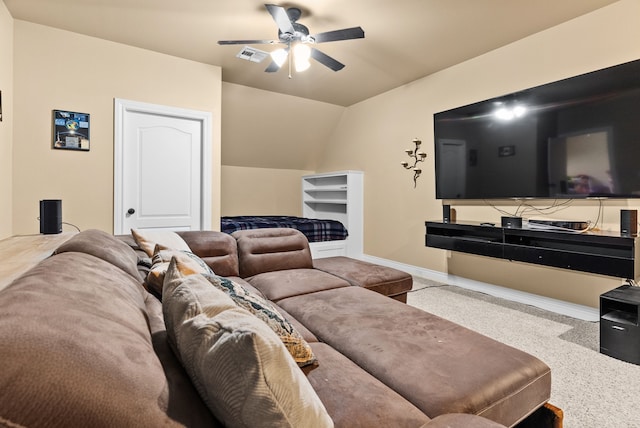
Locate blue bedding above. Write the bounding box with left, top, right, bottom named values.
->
left=221, top=216, right=348, bottom=243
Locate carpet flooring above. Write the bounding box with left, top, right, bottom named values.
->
left=407, top=277, right=640, bottom=428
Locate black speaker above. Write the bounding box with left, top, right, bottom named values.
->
left=501, top=216, right=522, bottom=229
left=40, top=199, right=62, bottom=234
left=443, top=205, right=456, bottom=223
left=621, top=209, right=638, bottom=237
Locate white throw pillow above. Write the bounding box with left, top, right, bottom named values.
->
left=131, top=228, right=191, bottom=257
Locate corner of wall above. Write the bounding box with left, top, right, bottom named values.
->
left=0, top=0, right=14, bottom=240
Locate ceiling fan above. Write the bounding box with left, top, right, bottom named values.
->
left=218, top=4, right=365, bottom=76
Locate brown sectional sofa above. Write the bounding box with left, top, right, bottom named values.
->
left=0, top=227, right=559, bottom=427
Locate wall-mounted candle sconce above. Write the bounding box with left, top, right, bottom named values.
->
left=401, top=138, right=427, bottom=187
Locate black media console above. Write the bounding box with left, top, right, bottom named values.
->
left=425, top=221, right=639, bottom=279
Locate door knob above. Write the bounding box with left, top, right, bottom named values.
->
left=127, top=208, right=135, bottom=215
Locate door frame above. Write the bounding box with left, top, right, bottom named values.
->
left=113, top=98, right=212, bottom=234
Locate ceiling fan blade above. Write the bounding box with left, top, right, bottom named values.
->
left=264, top=47, right=289, bottom=73
left=218, top=39, right=276, bottom=45
left=264, top=60, right=281, bottom=73
left=312, top=27, right=365, bottom=43
left=265, top=4, right=295, bottom=36
left=310, top=48, right=345, bottom=72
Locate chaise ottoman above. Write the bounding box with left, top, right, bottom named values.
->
left=313, top=256, right=413, bottom=302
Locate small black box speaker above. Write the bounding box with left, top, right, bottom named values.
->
left=501, top=216, right=522, bottom=229
left=443, top=205, right=456, bottom=223
left=621, top=209, right=638, bottom=236
left=40, top=199, right=62, bottom=234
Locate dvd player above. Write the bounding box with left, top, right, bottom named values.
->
left=528, top=219, right=589, bottom=230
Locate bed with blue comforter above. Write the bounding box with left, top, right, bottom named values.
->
left=221, top=216, right=348, bottom=243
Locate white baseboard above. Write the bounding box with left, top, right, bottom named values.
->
left=361, top=254, right=600, bottom=322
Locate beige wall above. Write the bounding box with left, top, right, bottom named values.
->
left=0, top=1, right=13, bottom=240
left=5, top=1, right=640, bottom=308
left=12, top=21, right=222, bottom=235
left=222, top=82, right=344, bottom=170
left=317, top=0, right=640, bottom=308
left=219, top=80, right=343, bottom=224
left=221, top=166, right=313, bottom=216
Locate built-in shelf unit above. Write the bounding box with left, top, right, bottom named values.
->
left=302, top=171, right=363, bottom=259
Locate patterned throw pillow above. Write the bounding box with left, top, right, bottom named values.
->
left=162, top=257, right=333, bottom=428
left=146, top=245, right=214, bottom=297
left=203, top=273, right=317, bottom=367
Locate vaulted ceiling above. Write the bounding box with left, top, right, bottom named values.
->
left=5, top=0, right=619, bottom=106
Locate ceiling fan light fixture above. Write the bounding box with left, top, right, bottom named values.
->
left=293, top=43, right=311, bottom=61
left=293, top=43, right=311, bottom=72
left=295, top=58, right=311, bottom=72
left=270, top=48, right=288, bottom=67
left=219, top=4, right=364, bottom=75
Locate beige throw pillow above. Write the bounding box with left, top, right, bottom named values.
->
left=162, top=257, right=333, bottom=428
left=131, top=228, right=191, bottom=257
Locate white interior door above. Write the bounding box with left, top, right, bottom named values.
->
left=114, top=99, right=211, bottom=234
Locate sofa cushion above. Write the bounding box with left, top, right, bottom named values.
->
left=203, top=273, right=317, bottom=367
left=305, top=342, right=431, bottom=427
left=313, top=256, right=413, bottom=302
left=132, top=228, right=191, bottom=257
left=247, top=268, right=351, bottom=302
left=233, top=228, right=313, bottom=278
left=146, top=245, right=215, bottom=297
left=178, top=230, right=240, bottom=277
left=0, top=252, right=184, bottom=427
left=53, top=228, right=141, bottom=279
left=278, top=286, right=551, bottom=427
left=162, top=258, right=333, bottom=428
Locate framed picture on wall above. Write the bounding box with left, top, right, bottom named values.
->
left=52, top=110, right=90, bottom=151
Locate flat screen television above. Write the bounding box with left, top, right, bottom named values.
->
left=433, top=58, right=640, bottom=199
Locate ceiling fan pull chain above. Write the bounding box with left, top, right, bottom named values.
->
left=288, top=42, right=292, bottom=79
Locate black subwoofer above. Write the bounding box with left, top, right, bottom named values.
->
left=620, top=209, right=638, bottom=237
left=600, top=286, right=640, bottom=365
left=40, top=199, right=62, bottom=234
left=442, top=205, right=457, bottom=223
